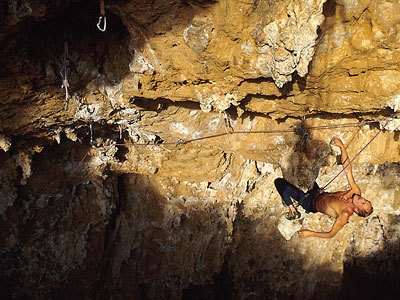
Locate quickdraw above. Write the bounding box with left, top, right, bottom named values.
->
left=223, top=111, right=233, bottom=133
left=90, top=121, right=95, bottom=145
left=119, top=124, right=123, bottom=140
left=60, top=41, right=70, bottom=110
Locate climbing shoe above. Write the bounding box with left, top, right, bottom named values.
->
left=285, top=210, right=301, bottom=220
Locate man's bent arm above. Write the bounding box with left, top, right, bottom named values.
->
left=330, top=137, right=361, bottom=195
left=299, top=212, right=350, bottom=238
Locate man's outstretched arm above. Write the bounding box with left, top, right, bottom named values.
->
left=298, top=212, right=350, bottom=238
left=330, top=137, right=361, bottom=195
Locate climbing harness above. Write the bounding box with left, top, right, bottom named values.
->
left=60, top=41, right=70, bottom=110
left=287, top=181, right=324, bottom=219
left=97, top=0, right=107, bottom=32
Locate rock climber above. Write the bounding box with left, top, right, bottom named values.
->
left=274, top=137, right=373, bottom=238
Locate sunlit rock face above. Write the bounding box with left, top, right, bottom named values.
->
left=0, top=0, right=400, bottom=299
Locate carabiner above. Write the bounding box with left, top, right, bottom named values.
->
left=97, top=15, right=106, bottom=32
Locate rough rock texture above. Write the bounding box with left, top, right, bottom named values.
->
left=1, top=0, right=400, bottom=299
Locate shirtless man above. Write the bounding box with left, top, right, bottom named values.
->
left=274, top=137, right=373, bottom=238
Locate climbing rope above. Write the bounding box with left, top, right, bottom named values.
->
left=76, top=117, right=394, bottom=176
left=97, top=0, right=106, bottom=32
left=110, top=117, right=392, bottom=147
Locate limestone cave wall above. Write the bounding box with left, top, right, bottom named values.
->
left=0, top=0, right=400, bottom=299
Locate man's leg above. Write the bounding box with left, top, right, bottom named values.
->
left=274, top=178, right=305, bottom=219
left=302, top=182, right=323, bottom=213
